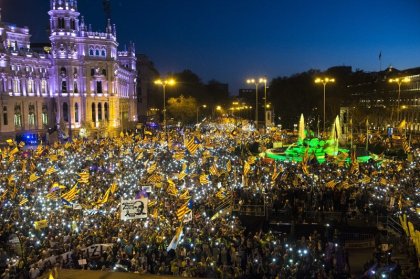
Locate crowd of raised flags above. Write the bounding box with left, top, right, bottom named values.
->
left=0, top=124, right=418, bottom=278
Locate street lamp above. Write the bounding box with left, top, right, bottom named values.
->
left=389, top=77, right=410, bottom=124
left=154, top=78, right=176, bottom=138
left=259, top=78, right=267, bottom=129
left=315, top=77, right=335, bottom=136
left=196, top=104, right=207, bottom=124
left=246, top=77, right=267, bottom=130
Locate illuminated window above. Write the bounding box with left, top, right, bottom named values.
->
left=13, top=79, right=20, bottom=93
left=27, top=79, right=34, bottom=93
left=14, top=105, right=22, bottom=128
left=41, top=79, right=47, bottom=94
left=42, top=105, right=48, bottom=126
left=28, top=113, right=35, bottom=127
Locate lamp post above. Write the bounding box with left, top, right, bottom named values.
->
left=196, top=104, right=207, bottom=124
left=154, top=78, right=176, bottom=139
left=246, top=77, right=267, bottom=130
left=315, top=77, right=335, bottom=136
left=259, top=78, right=267, bottom=129
left=389, top=77, right=410, bottom=124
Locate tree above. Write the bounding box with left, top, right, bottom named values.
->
left=270, top=70, right=321, bottom=129
left=167, top=95, right=197, bottom=124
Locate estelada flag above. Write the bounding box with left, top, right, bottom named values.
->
left=34, top=219, right=48, bottom=230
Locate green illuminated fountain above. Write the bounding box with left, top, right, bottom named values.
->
left=266, top=114, right=371, bottom=163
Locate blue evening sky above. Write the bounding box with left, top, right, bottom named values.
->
left=3, top=0, right=420, bottom=94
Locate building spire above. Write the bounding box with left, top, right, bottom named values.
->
left=106, top=18, right=112, bottom=33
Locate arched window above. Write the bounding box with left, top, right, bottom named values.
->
left=14, top=105, right=22, bottom=128
left=63, top=102, right=69, bottom=122
left=13, top=79, right=20, bottom=93
left=27, top=79, right=34, bottom=93
left=89, top=48, right=94, bottom=56
left=70, top=19, right=76, bottom=30
left=74, top=103, right=79, bottom=123
left=58, top=18, right=65, bottom=29
left=28, top=104, right=36, bottom=127
left=101, top=49, right=106, bottom=57
left=60, top=67, right=67, bottom=76
left=41, top=79, right=47, bottom=94
left=3, top=106, right=8, bottom=126
left=74, top=81, right=78, bottom=93
left=91, top=103, right=96, bottom=122
left=104, top=102, right=109, bottom=121
left=98, top=103, right=102, bottom=121
left=95, top=49, right=100, bottom=56
left=61, top=80, right=67, bottom=93
left=42, top=104, right=48, bottom=126
left=96, top=81, right=102, bottom=93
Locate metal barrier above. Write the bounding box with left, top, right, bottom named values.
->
left=234, top=205, right=266, bottom=216
left=344, top=239, right=375, bottom=249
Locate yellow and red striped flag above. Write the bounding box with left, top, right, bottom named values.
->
left=199, top=173, right=209, bottom=185
left=110, top=183, right=118, bottom=194
left=173, top=151, right=185, bottom=160
left=176, top=200, right=191, bottom=221
left=167, top=179, right=178, bottom=195
left=226, top=160, right=232, bottom=173
left=45, top=166, right=58, bottom=176
left=243, top=161, right=250, bottom=176
left=209, top=163, right=219, bottom=177
left=9, top=147, right=19, bottom=157
left=29, top=172, right=40, bottom=183
left=179, top=190, right=191, bottom=200
left=147, top=162, right=157, bottom=174
left=184, top=137, right=200, bottom=154
left=19, top=196, right=29, bottom=206
left=77, top=171, right=89, bottom=184
left=6, top=139, right=15, bottom=147
left=326, top=180, right=337, bottom=188
left=61, top=183, right=79, bottom=202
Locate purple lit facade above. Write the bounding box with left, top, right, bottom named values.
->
left=0, top=0, right=137, bottom=140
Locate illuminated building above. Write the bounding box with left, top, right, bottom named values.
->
left=0, top=0, right=137, bottom=140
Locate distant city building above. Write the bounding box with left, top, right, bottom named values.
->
left=0, top=0, right=137, bottom=140
left=344, top=66, right=420, bottom=133
left=136, top=54, right=159, bottom=122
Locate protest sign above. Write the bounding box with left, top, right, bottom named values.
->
left=120, top=198, right=148, bottom=220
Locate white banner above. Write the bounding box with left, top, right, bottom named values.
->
left=32, top=243, right=113, bottom=269
left=120, top=198, right=148, bottom=220
left=183, top=210, right=192, bottom=223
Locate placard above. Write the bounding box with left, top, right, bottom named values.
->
left=120, top=198, right=148, bottom=220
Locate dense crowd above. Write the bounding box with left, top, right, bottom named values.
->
left=0, top=124, right=418, bottom=278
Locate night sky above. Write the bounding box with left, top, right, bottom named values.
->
left=3, top=0, right=420, bottom=94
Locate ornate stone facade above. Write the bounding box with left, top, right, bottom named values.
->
left=0, top=0, right=137, bottom=140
